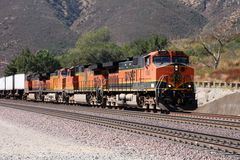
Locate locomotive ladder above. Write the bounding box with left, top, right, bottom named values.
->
left=155, top=75, right=168, bottom=109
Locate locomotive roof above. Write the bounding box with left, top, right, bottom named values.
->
left=147, top=50, right=188, bottom=57
left=119, top=55, right=144, bottom=70
left=48, top=50, right=188, bottom=74
left=89, top=63, right=102, bottom=70
left=103, top=61, right=119, bottom=68
left=27, top=73, right=50, bottom=80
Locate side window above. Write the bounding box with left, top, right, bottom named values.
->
left=61, top=70, right=67, bottom=76
left=145, top=56, right=150, bottom=66
left=71, top=69, right=75, bottom=76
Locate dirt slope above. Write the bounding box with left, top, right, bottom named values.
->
left=197, top=92, right=240, bottom=116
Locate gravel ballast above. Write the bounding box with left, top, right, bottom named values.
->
left=3, top=100, right=239, bottom=140
left=0, top=106, right=239, bottom=160
left=0, top=119, right=113, bottom=160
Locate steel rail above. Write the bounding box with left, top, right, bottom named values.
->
left=89, top=108, right=240, bottom=130
left=172, top=112, right=240, bottom=121
left=0, top=102, right=239, bottom=155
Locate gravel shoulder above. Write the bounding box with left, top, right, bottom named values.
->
left=0, top=114, right=114, bottom=160
left=0, top=106, right=239, bottom=160
left=2, top=100, right=239, bottom=140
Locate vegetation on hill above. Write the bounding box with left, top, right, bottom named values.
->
left=58, top=28, right=168, bottom=68
left=58, top=28, right=124, bottom=67
left=5, top=28, right=168, bottom=75
left=4, top=49, right=60, bottom=76
left=4, top=28, right=239, bottom=82
left=122, top=36, right=168, bottom=57
left=169, top=34, right=240, bottom=82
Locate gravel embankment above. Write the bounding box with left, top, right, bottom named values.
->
left=0, top=106, right=239, bottom=160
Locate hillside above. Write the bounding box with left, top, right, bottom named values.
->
left=49, top=0, right=240, bottom=42
left=169, top=34, right=240, bottom=82
left=179, top=0, right=240, bottom=35
left=0, top=0, right=77, bottom=62
left=68, top=0, right=207, bottom=43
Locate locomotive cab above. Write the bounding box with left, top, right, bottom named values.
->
left=143, top=50, right=197, bottom=112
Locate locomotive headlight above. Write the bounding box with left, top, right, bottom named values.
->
left=175, top=65, right=179, bottom=71
left=188, top=84, right=192, bottom=88
left=168, top=84, right=172, bottom=88
left=151, top=83, right=155, bottom=88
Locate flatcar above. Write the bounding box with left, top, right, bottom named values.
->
left=0, top=50, right=197, bottom=113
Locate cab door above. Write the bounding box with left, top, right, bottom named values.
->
left=144, top=55, right=152, bottom=83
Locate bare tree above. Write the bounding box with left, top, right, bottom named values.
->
left=199, top=35, right=225, bottom=69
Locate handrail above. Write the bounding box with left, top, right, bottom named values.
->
left=156, top=75, right=168, bottom=89
left=155, top=75, right=168, bottom=104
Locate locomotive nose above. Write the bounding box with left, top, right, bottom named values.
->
left=157, top=63, right=195, bottom=91
left=156, top=64, right=186, bottom=88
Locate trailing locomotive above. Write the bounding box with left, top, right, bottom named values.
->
left=0, top=50, right=197, bottom=113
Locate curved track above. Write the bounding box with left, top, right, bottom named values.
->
left=171, top=112, right=240, bottom=122
left=0, top=100, right=240, bottom=130
left=0, top=102, right=239, bottom=155
left=89, top=108, right=240, bottom=130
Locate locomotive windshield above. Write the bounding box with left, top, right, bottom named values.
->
left=154, top=56, right=189, bottom=65
left=153, top=56, right=170, bottom=65
left=172, top=57, right=189, bottom=64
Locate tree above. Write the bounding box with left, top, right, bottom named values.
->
left=4, top=59, right=17, bottom=76
left=14, top=48, right=35, bottom=73
left=4, top=48, right=61, bottom=76
left=33, top=50, right=61, bottom=74
left=200, top=35, right=225, bottom=69
left=5, top=48, right=35, bottom=75
left=59, top=28, right=125, bottom=67
left=123, top=35, right=168, bottom=57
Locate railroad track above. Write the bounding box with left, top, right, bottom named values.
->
left=0, top=102, right=239, bottom=155
left=64, top=105, right=240, bottom=130
left=97, top=109, right=240, bottom=130
left=1, top=100, right=240, bottom=130
left=172, top=112, right=240, bottom=122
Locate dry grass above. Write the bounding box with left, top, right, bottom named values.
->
left=170, top=37, right=240, bottom=82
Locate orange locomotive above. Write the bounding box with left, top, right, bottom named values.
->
left=25, top=50, right=197, bottom=113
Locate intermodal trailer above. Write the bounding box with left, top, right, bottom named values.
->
left=14, top=74, right=25, bottom=98
left=5, top=76, right=14, bottom=97
left=0, top=77, right=6, bottom=97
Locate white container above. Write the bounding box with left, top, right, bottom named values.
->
left=6, top=76, right=14, bottom=90
left=0, top=77, right=6, bottom=90
left=14, top=74, right=25, bottom=90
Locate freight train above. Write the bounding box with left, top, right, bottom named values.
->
left=0, top=50, right=197, bottom=113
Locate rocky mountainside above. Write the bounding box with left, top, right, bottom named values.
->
left=65, top=0, right=207, bottom=42
left=46, top=0, right=94, bottom=26
left=0, top=0, right=77, bottom=62
left=178, top=0, right=240, bottom=35
left=48, top=0, right=240, bottom=41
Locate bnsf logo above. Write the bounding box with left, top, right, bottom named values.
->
left=125, top=70, right=136, bottom=81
